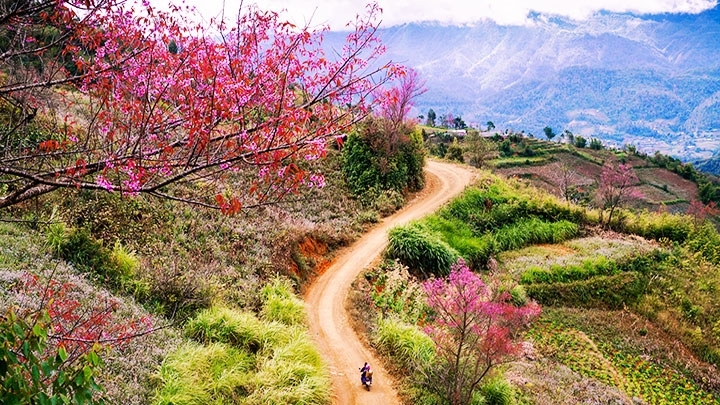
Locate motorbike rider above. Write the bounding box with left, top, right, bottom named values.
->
left=359, top=362, right=372, bottom=387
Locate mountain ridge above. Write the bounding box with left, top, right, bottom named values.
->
left=336, top=6, right=720, bottom=163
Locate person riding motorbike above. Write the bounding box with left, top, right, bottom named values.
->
left=359, top=362, right=372, bottom=390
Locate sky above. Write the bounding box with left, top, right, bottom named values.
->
left=183, top=0, right=719, bottom=29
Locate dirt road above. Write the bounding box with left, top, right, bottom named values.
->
left=305, top=160, right=476, bottom=405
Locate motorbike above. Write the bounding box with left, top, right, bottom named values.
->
left=360, top=369, right=373, bottom=391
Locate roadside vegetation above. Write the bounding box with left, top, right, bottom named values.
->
left=350, top=129, right=720, bottom=404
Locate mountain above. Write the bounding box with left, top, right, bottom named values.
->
left=336, top=6, right=720, bottom=161
left=694, top=154, right=720, bottom=175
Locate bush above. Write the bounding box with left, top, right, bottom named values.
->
left=446, top=139, right=464, bottom=162
left=0, top=310, right=105, bottom=405
left=685, top=223, right=720, bottom=264
left=387, top=222, right=459, bottom=278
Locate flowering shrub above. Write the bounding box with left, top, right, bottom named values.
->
left=422, top=259, right=541, bottom=405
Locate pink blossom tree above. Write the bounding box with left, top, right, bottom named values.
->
left=0, top=1, right=403, bottom=213
left=596, top=163, right=644, bottom=227
left=422, top=259, right=541, bottom=405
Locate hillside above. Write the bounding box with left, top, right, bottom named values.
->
left=695, top=154, right=720, bottom=176
left=351, top=152, right=720, bottom=404
left=2, top=136, right=720, bottom=403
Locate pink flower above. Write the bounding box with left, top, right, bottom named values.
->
left=96, top=175, right=113, bottom=191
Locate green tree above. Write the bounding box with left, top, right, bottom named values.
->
left=486, top=121, right=495, bottom=131
left=574, top=135, right=587, bottom=148
left=342, top=117, right=425, bottom=199
left=446, top=138, right=464, bottom=163
left=590, top=138, right=603, bottom=150
left=427, top=109, right=437, bottom=126
left=543, top=126, right=556, bottom=141
left=464, top=130, right=497, bottom=168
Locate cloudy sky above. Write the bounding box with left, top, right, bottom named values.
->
left=185, top=0, right=718, bottom=29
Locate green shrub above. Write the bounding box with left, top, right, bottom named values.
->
left=509, top=284, right=528, bottom=306
left=55, top=227, right=112, bottom=278
left=0, top=310, right=105, bottom=405
left=623, top=211, right=693, bottom=242
left=686, top=223, right=720, bottom=264
left=370, top=260, right=427, bottom=324
left=446, top=139, right=464, bottom=162
left=341, top=119, right=425, bottom=199
left=374, top=189, right=406, bottom=216
left=387, top=222, right=459, bottom=277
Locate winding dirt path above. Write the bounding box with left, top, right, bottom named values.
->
left=305, top=160, right=476, bottom=405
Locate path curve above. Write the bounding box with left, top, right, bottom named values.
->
left=305, top=160, right=476, bottom=405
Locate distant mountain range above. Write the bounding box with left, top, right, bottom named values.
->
left=329, top=6, right=720, bottom=168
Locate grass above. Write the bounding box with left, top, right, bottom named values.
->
left=155, top=304, right=331, bottom=405
left=490, top=156, right=551, bottom=168
left=373, top=316, right=435, bottom=371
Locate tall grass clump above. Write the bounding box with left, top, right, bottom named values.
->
left=477, top=376, right=517, bottom=405
left=154, top=342, right=255, bottom=405
left=492, top=218, right=578, bottom=252
left=622, top=210, right=694, bottom=242
left=424, top=215, right=493, bottom=269
left=162, top=304, right=331, bottom=405
left=260, top=277, right=306, bottom=326
left=247, top=327, right=330, bottom=405
left=387, top=222, right=459, bottom=278
left=373, top=316, right=435, bottom=372
left=185, top=306, right=285, bottom=352
left=520, top=256, right=619, bottom=285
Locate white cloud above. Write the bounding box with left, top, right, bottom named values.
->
left=180, top=0, right=718, bottom=29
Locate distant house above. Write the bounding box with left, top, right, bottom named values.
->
left=446, top=129, right=467, bottom=138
